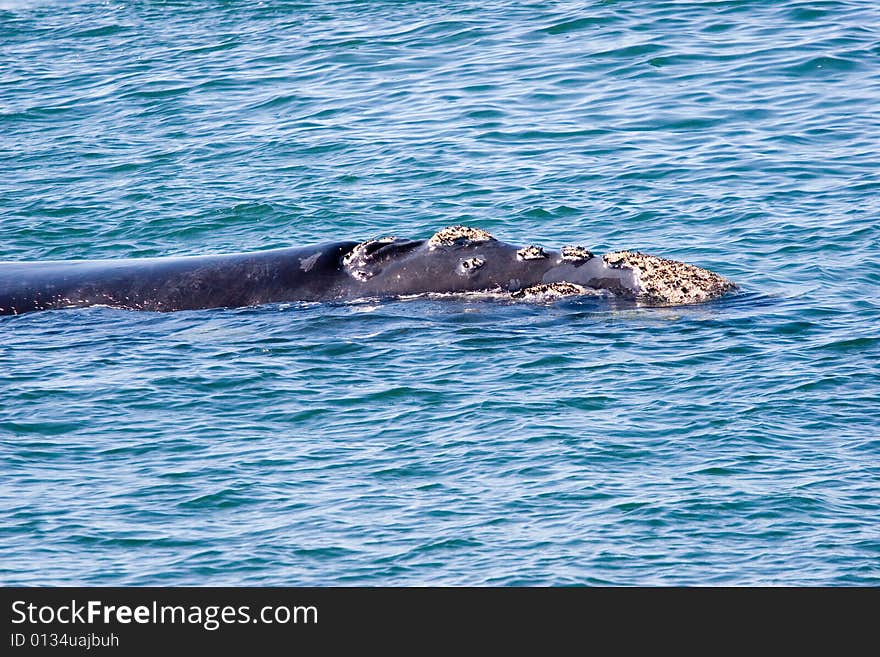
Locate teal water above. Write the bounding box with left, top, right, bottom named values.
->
left=1, top=0, right=879, bottom=585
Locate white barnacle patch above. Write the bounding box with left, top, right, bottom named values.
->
left=510, top=282, right=588, bottom=300
left=516, top=245, right=547, bottom=260
left=602, top=250, right=735, bottom=305
left=602, top=252, right=629, bottom=269
left=561, top=245, right=594, bottom=262
left=428, top=225, right=495, bottom=248
left=342, top=236, right=396, bottom=280
left=459, top=256, right=485, bottom=275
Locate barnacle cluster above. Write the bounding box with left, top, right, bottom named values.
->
left=516, top=245, right=547, bottom=260
left=561, top=246, right=594, bottom=262
left=428, top=225, right=495, bottom=247
left=510, top=282, right=588, bottom=300
left=603, top=251, right=735, bottom=304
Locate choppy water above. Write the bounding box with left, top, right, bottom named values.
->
left=2, top=0, right=879, bottom=585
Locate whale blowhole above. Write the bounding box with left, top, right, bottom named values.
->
left=459, top=257, right=486, bottom=275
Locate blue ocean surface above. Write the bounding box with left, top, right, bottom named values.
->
left=1, top=0, right=878, bottom=585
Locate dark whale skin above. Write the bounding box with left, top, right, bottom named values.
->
left=0, top=242, right=358, bottom=314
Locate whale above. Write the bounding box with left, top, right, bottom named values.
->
left=0, top=226, right=735, bottom=315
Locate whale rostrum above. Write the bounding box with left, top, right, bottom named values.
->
left=0, top=226, right=736, bottom=315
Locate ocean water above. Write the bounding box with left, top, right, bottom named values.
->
left=1, top=0, right=878, bottom=586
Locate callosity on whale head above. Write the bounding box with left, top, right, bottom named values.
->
left=342, top=225, right=736, bottom=305
left=539, top=243, right=736, bottom=305
left=600, top=250, right=735, bottom=305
